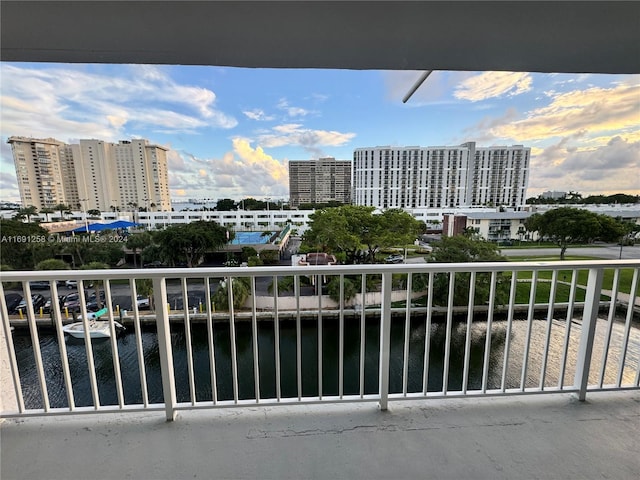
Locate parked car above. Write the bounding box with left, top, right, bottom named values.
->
left=384, top=254, right=404, bottom=264
left=65, top=279, right=94, bottom=289
left=59, top=292, right=86, bottom=312
left=29, top=280, right=51, bottom=290
left=143, top=261, right=165, bottom=268
left=16, top=294, right=47, bottom=313
left=136, top=295, right=150, bottom=310
left=43, top=298, right=53, bottom=314
left=5, top=293, right=22, bottom=314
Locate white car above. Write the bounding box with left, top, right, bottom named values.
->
left=65, top=279, right=93, bottom=288
left=136, top=295, right=150, bottom=310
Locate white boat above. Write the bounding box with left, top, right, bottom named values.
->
left=62, top=308, right=124, bottom=339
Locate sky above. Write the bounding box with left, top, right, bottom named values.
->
left=0, top=63, right=638, bottom=203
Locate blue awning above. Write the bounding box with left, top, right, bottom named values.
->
left=71, top=223, right=113, bottom=233
left=106, top=220, right=141, bottom=229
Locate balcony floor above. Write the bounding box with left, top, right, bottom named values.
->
left=1, top=391, right=639, bottom=480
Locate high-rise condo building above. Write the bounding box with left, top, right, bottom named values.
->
left=289, top=157, right=351, bottom=207
left=8, top=137, right=70, bottom=210
left=8, top=136, right=171, bottom=212
left=353, top=142, right=530, bottom=209
left=72, top=139, right=171, bottom=212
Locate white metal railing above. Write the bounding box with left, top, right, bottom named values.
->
left=1, top=260, right=638, bottom=421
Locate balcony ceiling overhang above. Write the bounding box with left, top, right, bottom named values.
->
left=1, top=1, right=639, bottom=74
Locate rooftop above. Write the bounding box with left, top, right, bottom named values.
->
left=2, top=391, right=638, bottom=480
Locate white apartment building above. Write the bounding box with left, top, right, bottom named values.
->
left=353, top=142, right=530, bottom=209
left=8, top=137, right=70, bottom=210
left=137, top=209, right=314, bottom=233
left=8, top=136, right=171, bottom=212
left=288, top=157, right=351, bottom=207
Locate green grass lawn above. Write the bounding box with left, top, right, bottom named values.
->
left=400, top=281, right=604, bottom=308
left=507, top=262, right=637, bottom=296
left=501, top=242, right=594, bottom=250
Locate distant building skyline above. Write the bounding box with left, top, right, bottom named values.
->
left=288, top=157, right=351, bottom=207
left=353, top=142, right=530, bottom=209
left=8, top=136, right=171, bottom=212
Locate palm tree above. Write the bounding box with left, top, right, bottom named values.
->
left=40, top=207, right=54, bottom=222
left=13, top=205, right=38, bottom=222
left=126, top=232, right=152, bottom=268
left=22, top=205, right=38, bottom=222
left=87, top=209, right=101, bottom=218
left=54, top=203, right=70, bottom=220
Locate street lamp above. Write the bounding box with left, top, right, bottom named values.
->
left=79, top=198, right=89, bottom=232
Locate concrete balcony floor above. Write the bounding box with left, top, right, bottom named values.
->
left=1, top=391, right=639, bottom=480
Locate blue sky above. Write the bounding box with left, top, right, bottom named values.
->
left=1, top=63, right=638, bottom=203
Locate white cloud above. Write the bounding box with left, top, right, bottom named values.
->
left=0, top=64, right=237, bottom=143
left=277, top=98, right=312, bottom=117
left=256, top=124, right=356, bottom=157
left=242, top=109, right=275, bottom=121
left=528, top=137, right=640, bottom=196
left=168, top=139, right=289, bottom=199
left=454, top=72, right=533, bottom=102
left=489, top=82, right=640, bottom=142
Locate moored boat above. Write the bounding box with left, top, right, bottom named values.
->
left=62, top=308, right=124, bottom=339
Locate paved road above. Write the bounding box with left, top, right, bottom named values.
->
left=500, top=244, right=640, bottom=260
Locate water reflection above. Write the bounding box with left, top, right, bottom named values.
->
left=12, top=315, right=640, bottom=409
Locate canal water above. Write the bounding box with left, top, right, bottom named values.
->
left=11, top=315, right=640, bottom=409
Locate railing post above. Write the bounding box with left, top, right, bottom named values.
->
left=153, top=277, right=177, bottom=421
left=574, top=267, right=604, bottom=401
left=379, top=272, right=392, bottom=410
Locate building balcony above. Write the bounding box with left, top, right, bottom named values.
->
left=1, top=260, right=639, bottom=479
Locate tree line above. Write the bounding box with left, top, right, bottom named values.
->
left=526, top=192, right=638, bottom=205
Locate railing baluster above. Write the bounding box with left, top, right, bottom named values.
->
left=558, top=269, right=578, bottom=389
left=520, top=270, right=538, bottom=391
left=227, top=276, right=239, bottom=403
left=104, top=279, right=124, bottom=408
left=204, top=278, right=217, bottom=404
left=462, top=272, right=476, bottom=394
left=78, top=282, right=100, bottom=410
left=481, top=271, right=497, bottom=393
left=49, top=281, right=75, bottom=410
left=130, top=280, right=149, bottom=408
left=442, top=272, right=455, bottom=395
left=152, top=277, right=176, bottom=421
left=0, top=282, right=25, bottom=413
left=422, top=272, right=434, bottom=395
left=501, top=272, right=517, bottom=392
left=251, top=276, right=260, bottom=402
left=598, top=268, right=619, bottom=388
left=615, top=268, right=638, bottom=387
left=317, top=274, right=323, bottom=400
left=181, top=278, right=196, bottom=405
left=33, top=286, right=56, bottom=395
left=273, top=275, right=281, bottom=401
left=379, top=272, right=392, bottom=410
left=539, top=270, right=557, bottom=390
left=295, top=275, right=302, bottom=401
left=359, top=274, right=366, bottom=398
left=402, top=273, right=412, bottom=396
left=574, top=267, right=605, bottom=401
left=339, top=274, right=344, bottom=399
